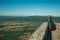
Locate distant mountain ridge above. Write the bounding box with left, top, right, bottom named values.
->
left=0, top=16, right=60, bottom=22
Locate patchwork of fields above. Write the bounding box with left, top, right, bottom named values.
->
left=0, top=21, right=42, bottom=40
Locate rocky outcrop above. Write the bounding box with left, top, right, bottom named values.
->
left=28, top=22, right=60, bottom=40
left=28, top=22, right=47, bottom=40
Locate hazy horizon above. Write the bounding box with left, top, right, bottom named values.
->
left=0, top=0, right=60, bottom=16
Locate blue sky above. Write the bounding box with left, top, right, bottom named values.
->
left=0, top=0, right=60, bottom=16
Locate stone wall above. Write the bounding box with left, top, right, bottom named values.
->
left=28, top=22, right=60, bottom=40
left=28, top=22, right=47, bottom=40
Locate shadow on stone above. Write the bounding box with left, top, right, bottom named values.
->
left=43, top=23, right=56, bottom=40
left=43, top=27, right=52, bottom=40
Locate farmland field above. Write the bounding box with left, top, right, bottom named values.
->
left=0, top=21, right=42, bottom=40
left=0, top=16, right=60, bottom=40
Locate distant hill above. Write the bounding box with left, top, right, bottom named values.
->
left=0, top=16, right=60, bottom=22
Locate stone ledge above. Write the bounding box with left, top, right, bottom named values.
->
left=28, top=22, right=60, bottom=40
left=28, top=22, right=47, bottom=40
